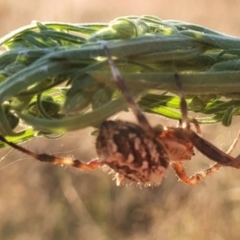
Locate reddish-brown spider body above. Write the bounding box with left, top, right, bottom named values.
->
left=96, top=120, right=169, bottom=186
left=95, top=120, right=199, bottom=186
left=158, top=126, right=195, bottom=162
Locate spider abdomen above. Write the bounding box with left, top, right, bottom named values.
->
left=96, top=120, right=170, bottom=186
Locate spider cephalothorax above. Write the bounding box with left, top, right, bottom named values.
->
left=0, top=45, right=240, bottom=187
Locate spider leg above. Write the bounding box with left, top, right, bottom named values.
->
left=192, top=118, right=201, bottom=135
left=175, top=74, right=201, bottom=135
left=174, top=73, right=190, bottom=130
left=172, top=129, right=240, bottom=184
left=0, top=135, right=102, bottom=170
left=171, top=161, right=221, bottom=185
left=177, top=117, right=201, bottom=134
left=103, top=45, right=155, bottom=137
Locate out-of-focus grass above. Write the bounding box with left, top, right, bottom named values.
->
left=1, top=1, right=240, bottom=240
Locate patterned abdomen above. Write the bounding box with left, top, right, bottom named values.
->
left=96, top=120, right=170, bottom=186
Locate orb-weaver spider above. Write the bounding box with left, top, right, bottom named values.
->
left=0, top=45, right=240, bottom=186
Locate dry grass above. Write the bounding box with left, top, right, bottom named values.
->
left=1, top=1, right=240, bottom=240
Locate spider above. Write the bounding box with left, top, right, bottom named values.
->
left=1, top=45, right=240, bottom=187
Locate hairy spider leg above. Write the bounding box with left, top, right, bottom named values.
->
left=172, top=130, right=240, bottom=184
left=0, top=135, right=102, bottom=170
left=174, top=73, right=190, bottom=130
left=192, top=118, right=202, bottom=135
left=103, top=45, right=155, bottom=138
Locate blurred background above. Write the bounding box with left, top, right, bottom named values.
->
left=1, top=0, right=240, bottom=239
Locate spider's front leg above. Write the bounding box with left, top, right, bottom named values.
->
left=0, top=135, right=102, bottom=170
